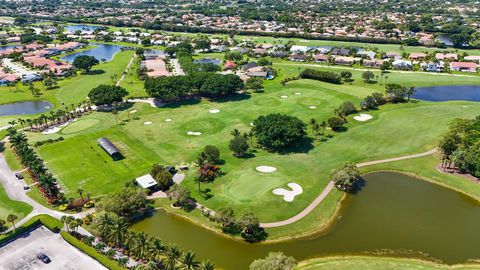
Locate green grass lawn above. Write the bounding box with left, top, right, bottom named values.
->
left=0, top=50, right=134, bottom=127
left=29, top=65, right=480, bottom=240
left=297, top=256, right=480, bottom=270
left=0, top=185, right=32, bottom=222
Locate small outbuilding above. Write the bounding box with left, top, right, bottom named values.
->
left=135, top=174, right=158, bottom=190
left=97, top=137, right=122, bottom=160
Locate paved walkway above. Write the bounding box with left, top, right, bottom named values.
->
left=260, top=148, right=437, bottom=227
left=116, top=54, right=135, bottom=87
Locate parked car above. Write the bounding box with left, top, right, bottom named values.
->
left=23, top=186, right=30, bottom=190
left=36, top=253, right=51, bottom=264
left=15, top=173, right=23, bottom=179
left=165, top=166, right=177, bottom=175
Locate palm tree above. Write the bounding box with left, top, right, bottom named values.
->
left=199, top=260, right=215, bottom=270
left=406, top=86, right=416, bottom=101
left=106, top=217, right=128, bottom=248
left=165, top=244, right=182, bottom=270
left=131, top=232, right=150, bottom=259
left=96, top=212, right=115, bottom=239
left=7, top=214, right=18, bottom=230
left=77, top=188, right=84, bottom=201
left=147, top=237, right=165, bottom=263
left=180, top=251, right=199, bottom=270
left=247, top=131, right=254, bottom=148
left=230, top=129, right=241, bottom=137
left=308, top=118, right=317, bottom=136
left=319, top=121, right=327, bottom=135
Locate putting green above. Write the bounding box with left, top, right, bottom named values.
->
left=224, top=170, right=287, bottom=202
left=179, top=118, right=226, bottom=136
left=61, top=119, right=100, bottom=134
left=296, top=97, right=323, bottom=107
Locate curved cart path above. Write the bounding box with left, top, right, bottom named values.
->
left=260, top=148, right=437, bottom=228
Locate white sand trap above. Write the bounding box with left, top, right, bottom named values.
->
left=256, top=166, right=277, bottom=173
left=280, top=95, right=288, bottom=99
left=130, top=109, right=138, bottom=114
left=353, top=114, right=373, bottom=122
left=42, top=127, right=61, bottom=135
left=250, top=122, right=254, bottom=127
left=187, top=131, right=202, bottom=136
left=309, top=106, right=317, bottom=109
left=165, top=118, right=173, bottom=122
left=144, top=121, right=152, bottom=125
left=294, top=92, right=301, bottom=95
left=209, top=109, right=220, bottom=114
left=273, top=183, right=303, bottom=202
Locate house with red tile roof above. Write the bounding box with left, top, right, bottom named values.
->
left=450, top=62, right=477, bottom=72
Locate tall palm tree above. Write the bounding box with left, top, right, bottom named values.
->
left=106, top=217, right=128, bottom=248
left=164, top=244, right=182, bottom=270
left=131, top=232, right=150, bottom=259
left=7, top=214, right=18, bottom=230
left=147, top=238, right=165, bottom=263
left=247, top=131, right=254, bottom=148
left=180, top=251, right=199, bottom=270
left=199, top=260, right=215, bottom=270
left=77, top=188, right=84, bottom=201
left=230, top=129, right=240, bottom=137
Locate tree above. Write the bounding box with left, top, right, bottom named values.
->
left=181, top=251, right=200, bottom=270
left=405, top=86, right=416, bottom=101
left=144, top=76, right=192, bottom=101
left=327, top=116, right=346, bottom=132
left=216, top=207, right=241, bottom=234
left=229, top=132, right=249, bottom=157
left=202, top=145, right=221, bottom=164
left=199, top=260, right=215, bottom=270
left=385, top=84, right=406, bottom=103
left=362, top=70, right=375, bottom=82
left=194, top=39, right=211, bottom=52
left=77, top=188, right=84, bottom=201
left=257, top=58, right=272, bottom=66
left=240, top=212, right=265, bottom=242
left=6, top=214, right=18, bottom=230
left=340, top=71, right=352, bottom=82
left=360, top=95, right=378, bottom=110
left=224, top=51, right=243, bottom=62
left=199, top=74, right=244, bottom=97
left=330, top=163, right=361, bottom=192
left=150, top=164, right=174, bottom=191
left=299, top=69, right=342, bottom=84
left=380, top=61, right=392, bottom=72
left=167, top=185, right=191, bottom=207
left=335, top=101, right=356, bottom=117
left=372, top=92, right=386, bottom=105
left=165, top=244, right=182, bottom=270
left=252, top=114, right=307, bottom=151
left=105, top=217, right=129, bottom=247
left=245, top=77, right=264, bottom=92
left=88, top=84, right=128, bottom=106
left=249, top=252, right=297, bottom=270
left=0, top=219, right=7, bottom=234
left=73, top=55, right=99, bottom=73
left=197, top=163, right=222, bottom=183
left=96, top=187, right=150, bottom=220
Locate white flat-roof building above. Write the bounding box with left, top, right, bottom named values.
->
left=135, top=174, right=158, bottom=189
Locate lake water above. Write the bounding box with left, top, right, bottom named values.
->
left=65, top=25, right=101, bottom=32
left=0, top=101, right=53, bottom=116
left=132, top=172, right=480, bottom=269
left=413, top=85, right=480, bottom=102
left=437, top=34, right=454, bottom=46
left=61, top=43, right=123, bottom=62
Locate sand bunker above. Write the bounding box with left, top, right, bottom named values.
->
left=273, top=183, right=303, bottom=202
left=250, top=122, right=254, bottom=126
left=209, top=109, right=220, bottom=114
left=187, top=131, right=202, bottom=136
left=144, top=121, right=152, bottom=125
left=294, top=92, right=301, bottom=95
left=280, top=95, right=288, bottom=99
left=353, top=114, right=373, bottom=122
left=309, top=106, right=317, bottom=109
left=42, top=127, right=61, bottom=135
left=256, top=166, right=277, bottom=173
left=130, top=109, right=138, bottom=114
left=165, top=118, right=173, bottom=122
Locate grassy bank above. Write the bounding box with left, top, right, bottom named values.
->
left=297, top=256, right=480, bottom=270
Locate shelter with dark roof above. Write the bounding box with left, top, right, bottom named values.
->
left=97, top=137, right=122, bottom=160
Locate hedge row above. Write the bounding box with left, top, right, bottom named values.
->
left=0, top=214, right=62, bottom=245
left=60, top=231, right=127, bottom=270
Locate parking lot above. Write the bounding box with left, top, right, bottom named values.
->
left=0, top=226, right=107, bottom=270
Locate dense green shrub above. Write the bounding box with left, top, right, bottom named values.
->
left=299, top=69, right=342, bottom=84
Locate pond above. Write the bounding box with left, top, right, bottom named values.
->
left=0, top=101, right=53, bottom=116
left=132, top=172, right=480, bottom=269
left=61, top=43, right=123, bottom=63
left=437, top=34, right=454, bottom=46
left=65, top=24, right=101, bottom=32
left=413, top=85, right=480, bottom=102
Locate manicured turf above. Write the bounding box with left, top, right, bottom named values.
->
left=0, top=185, right=32, bottom=222
left=32, top=71, right=480, bottom=235
left=297, top=256, right=480, bottom=270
